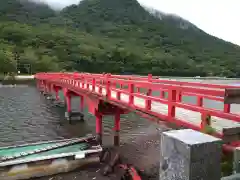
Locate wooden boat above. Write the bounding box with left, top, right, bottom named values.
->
left=0, top=135, right=102, bottom=180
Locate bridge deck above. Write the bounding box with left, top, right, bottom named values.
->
left=81, top=84, right=240, bottom=134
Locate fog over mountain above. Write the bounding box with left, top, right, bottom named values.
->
left=28, top=0, right=81, bottom=9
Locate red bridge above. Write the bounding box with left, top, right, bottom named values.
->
left=35, top=72, right=240, bottom=151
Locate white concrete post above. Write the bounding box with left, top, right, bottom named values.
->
left=160, top=129, right=222, bottom=180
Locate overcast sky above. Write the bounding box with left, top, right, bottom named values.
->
left=38, top=0, right=240, bottom=45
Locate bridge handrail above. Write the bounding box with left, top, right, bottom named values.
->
left=53, top=76, right=240, bottom=133
left=36, top=73, right=226, bottom=96
left=34, top=72, right=239, bottom=89
left=35, top=73, right=240, bottom=132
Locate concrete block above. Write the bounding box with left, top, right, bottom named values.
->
left=70, top=112, right=84, bottom=121
left=64, top=111, right=84, bottom=121
left=221, top=173, right=240, bottom=180
left=159, top=129, right=222, bottom=180
left=222, top=127, right=240, bottom=144
left=46, top=95, right=55, bottom=100
left=54, top=100, right=65, bottom=107
left=65, top=111, right=70, bottom=121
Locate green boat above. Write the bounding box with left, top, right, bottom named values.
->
left=0, top=135, right=102, bottom=180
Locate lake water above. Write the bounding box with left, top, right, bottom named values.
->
left=0, top=78, right=240, bottom=179
left=0, top=83, right=164, bottom=180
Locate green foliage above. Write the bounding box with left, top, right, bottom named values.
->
left=0, top=0, right=239, bottom=76
left=0, top=48, right=16, bottom=73
left=221, top=152, right=233, bottom=177
left=201, top=115, right=217, bottom=135
left=202, top=125, right=216, bottom=135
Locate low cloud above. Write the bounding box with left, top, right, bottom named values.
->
left=29, top=0, right=81, bottom=9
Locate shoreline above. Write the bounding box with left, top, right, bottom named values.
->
left=0, top=75, right=34, bottom=82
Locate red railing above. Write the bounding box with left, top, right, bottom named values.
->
left=35, top=72, right=240, bottom=140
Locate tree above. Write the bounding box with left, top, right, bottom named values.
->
left=0, top=49, right=16, bottom=73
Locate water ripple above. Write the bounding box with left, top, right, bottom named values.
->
left=0, top=85, right=163, bottom=180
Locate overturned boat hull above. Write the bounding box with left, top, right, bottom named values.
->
left=0, top=136, right=102, bottom=180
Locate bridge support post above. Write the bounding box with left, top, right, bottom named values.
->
left=45, top=84, right=50, bottom=95
left=43, top=83, right=50, bottom=96
left=37, top=81, right=41, bottom=91
left=42, top=82, right=48, bottom=96
left=39, top=80, right=44, bottom=94
left=160, top=91, right=165, bottom=99
left=79, top=95, right=84, bottom=121
left=95, top=111, right=102, bottom=145
left=45, top=84, right=55, bottom=101
left=114, top=111, right=120, bottom=146
left=54, top=88, right=59, bottom=101
left=44, top=83, right=52, bottom=97
left=177, top=91, right=182, bottom=102
left=80, top=95, right=84, bottom=112
left=159, top=129, right=222, bottom=180
left=36, top=80, right=39, bottom=89
left=65, top=93, right=71, bottom=122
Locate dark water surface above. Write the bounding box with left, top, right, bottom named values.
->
left=0, top=84, right=165, bottom=180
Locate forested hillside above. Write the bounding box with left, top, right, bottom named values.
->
left=0, top=0, right=239, bottom=77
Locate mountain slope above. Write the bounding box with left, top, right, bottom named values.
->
left=61, top=0, right=154, bottom=25
left=0, top=0, right=239, bottom=76
left=60, top=0, right=240, bottom=76
left=143, top=6, right=200, bottom=31
left=0, top=0, right=57, bottom=24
